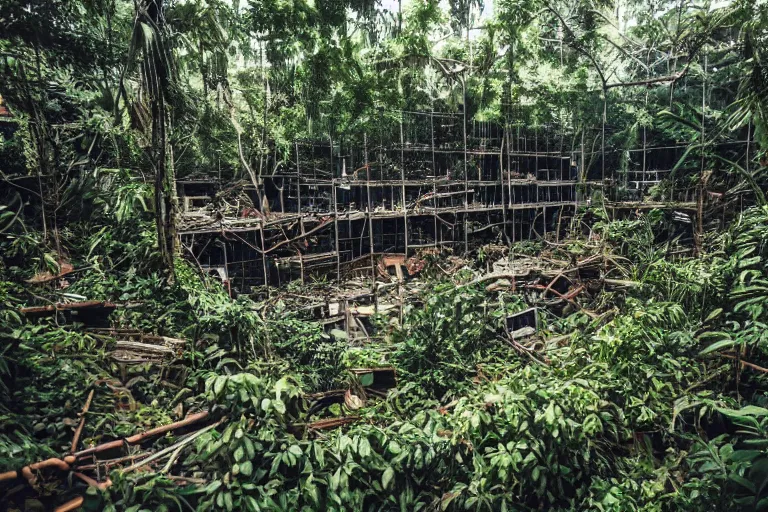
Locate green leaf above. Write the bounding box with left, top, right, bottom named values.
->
left=270, top=453, right=282, bottom=476
left=721, top=406, right=768, bottom=417
left=731, top=450, right=762, bottom=462
left=214, top=376, right=227, bottom=397
left=359, top=372, right=374, bottom=387
left=240, top=460, right=253, bottom=476
left=330, top=467, right=341, bottom=491
left=273, top=399, right=286, bottom=414
left=275, top=377, right=289, bottom=397
left=699, top=339, right=738, bottom=355
left=711, top=154, right=767, bottom=206
left=244, top=496, right=259, bottom=512
left=382, top=466, right=395, bottom=490
left=359, top=437, right=371, bottom=458
left=244, top=437, right=256, bottom=460
left=705, top=308, right=723, bottom=322
left=544, top=401, right=556, bottom=424
left=729, top=473, right=757, bottom=493
left=223, top=425, right=234, bottom=444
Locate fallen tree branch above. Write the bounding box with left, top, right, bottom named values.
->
left=3, top=415, right=212, bottom=507
left=0, top=470, right=17, bottom=482
left=75, top=410, right=210, bottom=458
left=161, top=441, right=188, bottom=474
left=71, top=389, right=95, bottom=454
left=502, top=335, right=549, bottom=366
left=525, top=284, right=598, bottom=319
left=228, top=219, right=333, bottom=255
left=54, top=497, right=84, bottom=512
left=543, top=271, right=569, bottom=297
left=73, top=472, right=112, bottom=491
left=167, top=475, right=207, bottom=485
left=720, top=353, right=768, bottom=374
left=602, top=278, right=642, bottom=289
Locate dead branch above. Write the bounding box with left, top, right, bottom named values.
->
left=167, top=475, right=207, bottom=485
left=525, top=283, right=597, bottom=319
left=73, top=472, right=112, bottom=491
left=54, top=497, right=84, bottom=512
left=502, top=335, right=549, bottom=366
left=0, top=470, right=19, bottom=482
left=543, top=271, right=570, bottom=297
left=232, top=218, right=334, bottom=255
left=308, top=416, right=360, bottom=430
left=720, top=353, right=768, bottom=374
left=71, top=389, right=95, bottom=454
left=75, top=410, right=210, bottom=458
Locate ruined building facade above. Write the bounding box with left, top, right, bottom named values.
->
left=177, top=109, right=699, bottom=293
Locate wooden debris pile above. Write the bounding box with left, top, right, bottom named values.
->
left=469, top=247, right=639, bottom=317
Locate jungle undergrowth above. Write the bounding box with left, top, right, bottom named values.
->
left=3, top=207, right=768, bottom=510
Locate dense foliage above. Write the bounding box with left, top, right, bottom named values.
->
left=7, top=204, right=768, bottom=510
left=3, top=0, right=768, bottom=511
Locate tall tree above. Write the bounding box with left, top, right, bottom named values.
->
left=117, top=0, right=178, bottom=275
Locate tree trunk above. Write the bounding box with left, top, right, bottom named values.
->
left=146, top=0, right=176, bottom=278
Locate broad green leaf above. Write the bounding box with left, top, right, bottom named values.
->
left=359, top=372, right=374, bottom=387
left=359, top=437, right=371, bottom=458
left=705, top=308, right=723, bottom=322
left=214, top=376, right=227, bottom=397
left=382, top=466, right=395, bottom=490
left=699, top=339, right=738, bottom=355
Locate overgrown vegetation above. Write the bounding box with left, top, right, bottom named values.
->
left=3, top=0, right=768, bottom=510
